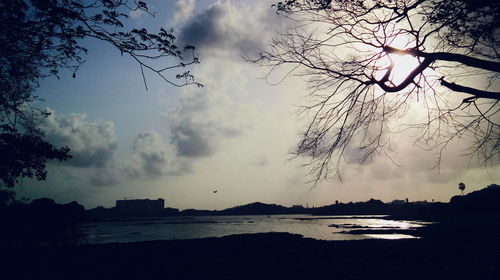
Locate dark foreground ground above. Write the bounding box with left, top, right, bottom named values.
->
left=2, top=215, right=499, bottom=280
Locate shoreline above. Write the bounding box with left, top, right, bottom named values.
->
left=79, top=214, right=429, bottom=244
left=76, top=213, right=500, bottom=244
left=4, top=233, right=498, bottom=280
left=3, top=215, right=499, bottom=280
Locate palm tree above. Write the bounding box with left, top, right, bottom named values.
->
left=458, top=183, right=466, bottom=196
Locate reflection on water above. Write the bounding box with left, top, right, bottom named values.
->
left=364, top=234, right=419, bottom=240
left=80, top=215, right=431, bottom=244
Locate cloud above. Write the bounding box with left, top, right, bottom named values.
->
left=171, top=121, right=241, bottom=157
left=129, top=9, right=146, bottom=20
left=89, top=166, right=122, bottom=186
left=165, top=66, right=248, bottom=158
left=163, top=1, right=289, bottom=159
left=41, top=108, right=117, bottom=168
left=125, top=130, right=187, bottom=178
left=172, top=0, right=196, bottom=27
left=167, top=92, right=243, bottom=157
left=166, top=91, right=216, bottom=157
left=252, top=156, right=270, bottom=167
left=89, top=130, right=190, bottom=186
left=38, top=110, right=193, bottom=186
left=170, top=121, right=217, bottom=157
left=172, top=1, right=499, bottom=204
left=177, top=1, right=283, bottom=55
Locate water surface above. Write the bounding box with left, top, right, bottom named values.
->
left=80, top=215, right=431, bottom=244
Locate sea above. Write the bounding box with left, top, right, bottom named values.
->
left=79, top=215, right=432, bottom=244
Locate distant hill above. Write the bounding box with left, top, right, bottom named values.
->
left=311, top=199, right=388, bottom=215
left=450, top=184, right=500, bottom=214
left=222, top=202, right=291, bottom=215
left=85, top=184, right=500, bottom=219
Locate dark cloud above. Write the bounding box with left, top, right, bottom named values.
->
left=166, top=89, right=244, bottom=158
left=41, top=108, right=117, bottom=168
left=171, top=123, right=216, bottom=157
left=39, top=110, right=195, bottom=186
left=168, top=1, right=282, bottom=159
left=170, top=118, right=242, bottom=158
left=89, top=130, right=191, bottom=186
left=177, top=1, right=283, bottom=55
left=177, top=3, right=225, bottom=49
left=125, top=130, right=187, bottom=178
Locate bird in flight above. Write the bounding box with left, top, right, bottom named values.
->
left=213, top=190, right=218, bottom=194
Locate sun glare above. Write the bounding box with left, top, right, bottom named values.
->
left=374, top=34, right=423, bottom=86
left=388, top=52, right=421, bottom=85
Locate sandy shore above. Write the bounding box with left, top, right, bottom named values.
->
left=3, top=215, right=499, bottom=280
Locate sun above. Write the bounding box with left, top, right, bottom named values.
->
left=374, top=34, right=423, bottom=86
left=387, top=51, right=421, bottom=85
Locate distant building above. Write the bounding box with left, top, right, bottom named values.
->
left=412, top=200, right=430, bottom=205
left=390, top=199, right=406, bottom=205
left=115, top=198, right=165, bottom=216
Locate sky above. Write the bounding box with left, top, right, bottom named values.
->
left=16, top=0, right=500, bottom=210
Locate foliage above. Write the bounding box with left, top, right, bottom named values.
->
left=425, top=0, right=499, bottom=60
left=458, top=182, right=465, bottom=195
left=0, top=194, right=87, bottom=246
left=0, top=189, right=16, bottom=208
left=255, top=0, right=499, bottom=182
left=0, top=125, right=71, bottom=188
left=0, top=0, right=200, bottom=188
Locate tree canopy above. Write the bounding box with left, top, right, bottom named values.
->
left=0, top=0, right=200, bottom=188
left=458, top=182, right=466, bottom=195
left=255, top=0, right=499, bottom=182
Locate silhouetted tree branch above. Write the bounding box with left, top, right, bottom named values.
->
left=0, top=0, right=201, bottom=188
left=439, top=79, right=499, bottom=100
left=253, top=0, right=499, bottom=183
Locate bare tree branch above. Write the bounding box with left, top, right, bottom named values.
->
left=255, top=0, right=500, bottom=184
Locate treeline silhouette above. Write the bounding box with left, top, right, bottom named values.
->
left=0, top=194, right=86, bottom=246
left=1, top=184, right=498, bottom=246
left=88, top=184, right=500, bottom=220
left=1, top=185, right=499, bottom=279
